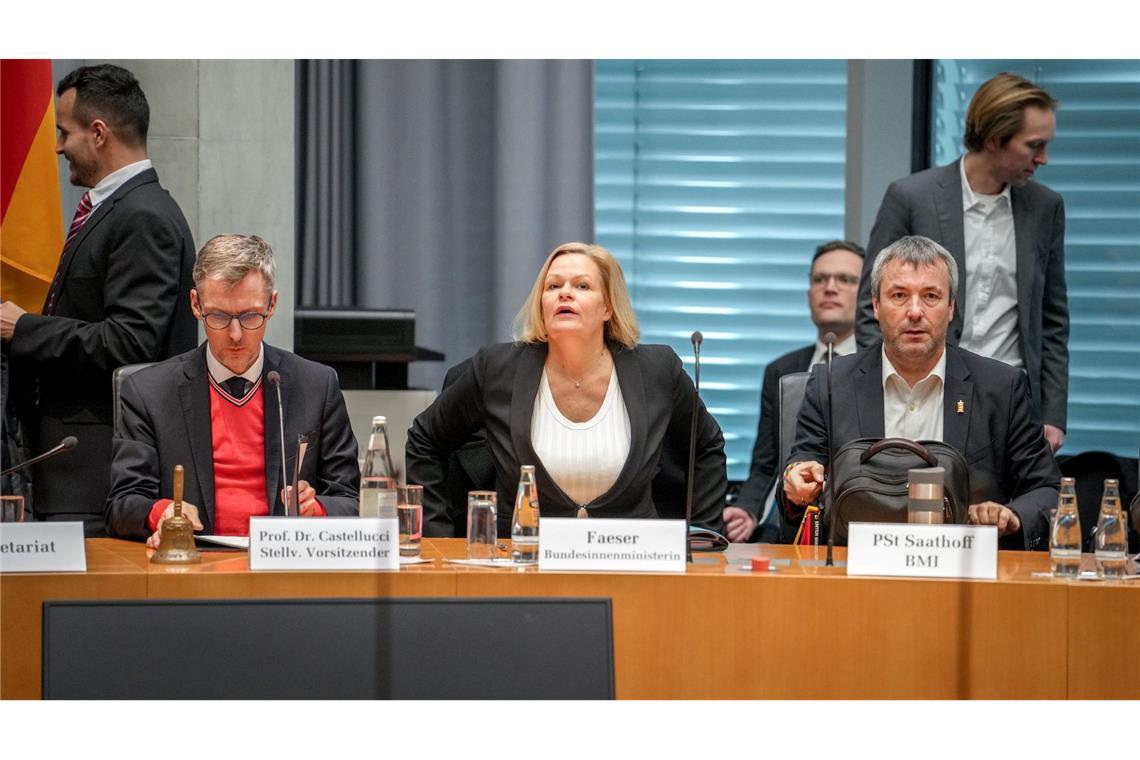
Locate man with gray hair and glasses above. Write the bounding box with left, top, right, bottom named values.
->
left=784, top=235, right=1060, bottom=550
left=106, top=234, right=360, bottom=545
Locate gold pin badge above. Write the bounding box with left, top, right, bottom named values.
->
left=956, top=399, right=965, bottom=415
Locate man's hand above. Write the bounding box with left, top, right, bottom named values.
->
left=282, top=480, right=321, bottom=516
left=0, top=301, right=27, bottom=341
left=146, top=501, right=203, bottom=548
left=1043, top=424, right=1065, bottom=453
left=722, top=506, right=757, bottom=543
left=784, top=461, right=825, bottom=508
left=968, top=501, right=1021, bottom=536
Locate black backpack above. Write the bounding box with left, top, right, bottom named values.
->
left=825, top=437, right=969, bottom=545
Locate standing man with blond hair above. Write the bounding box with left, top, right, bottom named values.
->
left=855, top=73, right=1069, bottom=454
left=0, top=64, right=196, bottom=534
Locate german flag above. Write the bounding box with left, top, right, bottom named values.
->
left=2, top=59, right=64, bottom=308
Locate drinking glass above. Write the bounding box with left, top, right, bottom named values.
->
left=466, top=491, right=497, bottom=560
left=0, top=495, right=25, bottom=523
left=396, top=485, right=423, bottom=558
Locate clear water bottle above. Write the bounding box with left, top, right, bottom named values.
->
left=360, top=416, right=397, bottom=519
left=1094, top=478, right=1127, bottom=579
left=1050, top=477, right=1081, bottom=577
left=511, top=465, right=540, bottom=563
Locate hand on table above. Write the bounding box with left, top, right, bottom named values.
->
left=146, top=501, right=202, bottom=548
left=282, top=480, right=321, bottom=516
left=722, top=507, right=757, bottom=543
left=968, top=501, right=1021, bottom=536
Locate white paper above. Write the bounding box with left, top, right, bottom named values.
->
left=0, top=522, right=87, bottom=573
left=538, top=518, right=686, bottom=573
left=847, top=522, right=998, bottom=580
left=248, top=517, right=399, bottom=570
left=196, top=534, right=249, bottom=549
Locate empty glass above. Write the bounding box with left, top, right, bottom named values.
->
left=466, top=491, right=497, bottom=560
left=0, top=495, right=25, bottom=523
left=396, top=485, right=423, bottom=558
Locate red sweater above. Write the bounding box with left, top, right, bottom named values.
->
left=148, top=377, right=323, bottom=536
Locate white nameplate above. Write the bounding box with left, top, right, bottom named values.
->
left=0, top=522, right=87, bottom=573
left=847, top=522, right=998, bottom=580
left=248, top=517, right=399, bottom=571
left=538, top=518, right=686, bottom=573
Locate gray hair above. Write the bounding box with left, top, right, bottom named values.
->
left=869, top=235, right=958, bottom=301
left=193, top=234, right=276, bottom=290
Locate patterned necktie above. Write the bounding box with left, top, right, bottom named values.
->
left=224, top=377, right=249, bottom=399
left=43, top=192, right=94, bottom=315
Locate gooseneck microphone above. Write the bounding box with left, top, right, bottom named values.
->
left=266, top=371, right=291, bottom=516
left=684, top=331, right=703, bottom=563
left=0, top=436, right=78, bottom=477
left=822, top=332, right=837, bottom=566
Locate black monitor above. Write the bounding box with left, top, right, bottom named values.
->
left=43, top=597, right=613, bottom=699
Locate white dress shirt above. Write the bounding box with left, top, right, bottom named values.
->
left=882, top=346, right=946, bottom=441
left=87, top=159, right=154, bottom=210
left=809, top=333, right=856, bottom=368
left=206, top=342, right=265, bottom=387
left=957, top=156, right=1022, bottom=368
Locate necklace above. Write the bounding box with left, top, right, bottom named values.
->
left=553, top=348, right=608, bottom=390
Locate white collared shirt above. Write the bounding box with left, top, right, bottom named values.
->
left=206, top=342, right=265, bottom=387
left=957, top=156, right=1022, bottom=368
left=87, top=159, right=153, bottom=209
left=809, top=333, right=856, bottom=368
left=882, top=346, right=946, bottom=441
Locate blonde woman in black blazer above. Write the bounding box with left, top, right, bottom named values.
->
left=407, top=242, right=727, bottom=537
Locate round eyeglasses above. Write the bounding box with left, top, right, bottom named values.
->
left=201, top=311, right=269, bottom=330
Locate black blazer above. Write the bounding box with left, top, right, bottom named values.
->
left=789, top=344, right=1061, bottom=550
left=406, top=342, right=727, bottom=537
left=855, top=159, right=1069, bottom=431
left=106, top=344, right=360, bottom=540
left=9, top=168, right=197, bottom=526
left=735, top=344, right=814, bottom=519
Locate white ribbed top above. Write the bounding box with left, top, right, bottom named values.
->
left=531, top=365, right=631, bottom=506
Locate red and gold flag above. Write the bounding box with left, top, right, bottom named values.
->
left=2, top=59, right=64, bottom=307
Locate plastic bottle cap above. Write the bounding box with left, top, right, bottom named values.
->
left=751, top=556, right=770, bottom=572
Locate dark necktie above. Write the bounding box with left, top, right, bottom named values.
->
left=224, top=377, right=249, bottom=399
left=43, top=192, right=94, bottom=315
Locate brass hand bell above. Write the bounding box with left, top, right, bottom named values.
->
left=151, top=464, right=201, bottom=564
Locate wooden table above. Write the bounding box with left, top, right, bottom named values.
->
left=2, top=539, right=1136, bottom=699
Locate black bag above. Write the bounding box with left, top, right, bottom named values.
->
left=825, top=437, right=969, bottom=544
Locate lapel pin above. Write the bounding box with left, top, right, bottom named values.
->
left=956, top=399, right=965, bottom=415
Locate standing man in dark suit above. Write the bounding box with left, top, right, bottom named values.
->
left=788, top=236, right=1060, bottom=550
left=0, top=64, right=196, bottom=534
left=106, top=234, right=360, bottom=546
left=725, top=240, right=865, bottom=542
left=855, top=73, right=1068, bottom=453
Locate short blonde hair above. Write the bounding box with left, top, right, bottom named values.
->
left=964, top=73, right=1057, bottom=153
left=512, top=242, right=639, bottom=348
left=193, top=234, right=275, bottom=290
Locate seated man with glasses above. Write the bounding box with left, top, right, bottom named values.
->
left=725, top=240, right=865, bottom=543
left=106, top=234, right=360, bottom=544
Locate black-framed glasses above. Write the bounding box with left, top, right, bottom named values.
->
left=201, top=311, right=270, bottom=330
left=810, top=272, right=860, bottom=288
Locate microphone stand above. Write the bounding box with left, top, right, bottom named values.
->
left=685, top=331, right=703, bottom=564
left=822, top=333, right=837, bottom=566
left=0, top=436, right=78, bottom=478
left=267, top=371, right=291, bottom=516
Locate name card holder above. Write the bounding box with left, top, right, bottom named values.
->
left=847, top=522, right=998, bottom=580
left=538, top=518, right=686, bottom=573
left=0, top=522, right=87, bottom=573
left=248, top=517, right=399, bottom=570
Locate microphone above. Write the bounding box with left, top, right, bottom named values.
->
left=0, top=436, right=78, bottom=477
left=821, top=331, right=837, bottom=566
left=684, top=331, right=703, bottom=563
left=266, top=371, right=291, bottom=516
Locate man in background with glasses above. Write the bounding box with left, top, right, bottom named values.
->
left=106, top=234, right=360, bottom=544
left=724, top=240, right=864, bottom=543
left=855, top=72, right=1068, bottom=455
